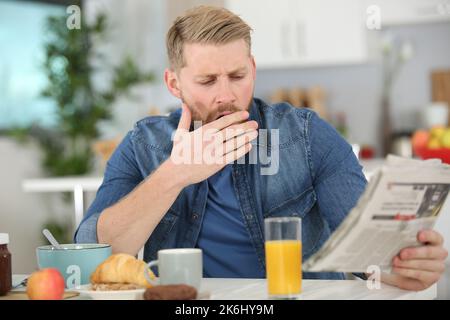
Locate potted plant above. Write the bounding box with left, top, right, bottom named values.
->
left=11, top=10, right=154, bottom=176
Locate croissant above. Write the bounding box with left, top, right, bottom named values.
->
left=90, top=253, right=155, bottom=288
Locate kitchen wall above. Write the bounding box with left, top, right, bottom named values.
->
left=255, top=22, right=450, bottom=152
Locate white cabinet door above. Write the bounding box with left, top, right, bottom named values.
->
left=295, top=0, right=367, bottom=66
left=226, top=0, right=309, bottom=67
left=225, top=0, right=289, bottom=67
left=225, top=0, right=368, bottom=68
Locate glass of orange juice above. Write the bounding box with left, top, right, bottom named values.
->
left=264, top=217, right=302, bottom=299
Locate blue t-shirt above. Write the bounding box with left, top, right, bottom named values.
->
left=196, top=165, right=263, bottom=278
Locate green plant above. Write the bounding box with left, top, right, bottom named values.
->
left=10, top=11, right=154, bottom=176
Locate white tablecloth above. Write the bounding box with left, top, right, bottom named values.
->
left=12, top=275, right=436, bottom=300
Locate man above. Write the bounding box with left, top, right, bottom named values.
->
left=75, top=6, right=447, bottom=290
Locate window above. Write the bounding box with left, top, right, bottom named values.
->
left=0, top=0, right=65, bottom=130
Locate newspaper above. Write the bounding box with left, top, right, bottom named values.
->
left=303, top=155, right=450, bottom=273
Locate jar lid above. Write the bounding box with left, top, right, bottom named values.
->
left=0, top=233, right=9, bottom=245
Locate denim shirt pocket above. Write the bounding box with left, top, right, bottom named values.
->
left=264, top=186, right=317, bottom=219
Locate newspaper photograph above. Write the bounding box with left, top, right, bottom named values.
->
left=303, top=155, right=450, bottom=273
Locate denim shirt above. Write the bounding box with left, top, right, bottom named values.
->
left=74, top=98, right=367, bottom=280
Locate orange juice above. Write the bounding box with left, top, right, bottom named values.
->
left=265, top=240, right=302, bottom=296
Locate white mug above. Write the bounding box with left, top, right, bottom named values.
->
left=145, top=248, right=202, bottom=290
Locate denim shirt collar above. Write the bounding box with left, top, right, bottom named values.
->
left=248, top=98, right=263, bottom=127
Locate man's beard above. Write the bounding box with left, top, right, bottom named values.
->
left=180, top=93, right=253, bottom=125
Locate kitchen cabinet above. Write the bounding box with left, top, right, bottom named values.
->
left=363, top=0, right=450, bottom=26
left=224, top=0, right=368, bottom=68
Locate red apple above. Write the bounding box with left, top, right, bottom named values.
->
left=412, top=130, right=429, bottom=154
left=26, top=268, right=65, bottom=300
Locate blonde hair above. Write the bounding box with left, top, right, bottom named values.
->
left=166, top=6, right=252, bottom=71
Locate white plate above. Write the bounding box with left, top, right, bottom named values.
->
left=74, top=284, right=145, bottom=300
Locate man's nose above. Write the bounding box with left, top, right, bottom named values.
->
left=215, top=79, right=236, bottom=105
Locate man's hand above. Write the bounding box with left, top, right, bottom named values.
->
left=169, top=103, right=258, bottom=187
left=381, top=229, right=448, bottom=291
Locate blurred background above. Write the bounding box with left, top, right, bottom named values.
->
left=1, top=0, right=450, bottom=298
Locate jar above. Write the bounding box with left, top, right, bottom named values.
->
left=0, top=233, right=12, bottom=296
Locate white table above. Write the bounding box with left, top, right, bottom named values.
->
left=200, top=278, right=436, bottom=300
left=11, top=275, right=436, bottom=300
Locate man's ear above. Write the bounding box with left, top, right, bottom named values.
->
left=164, top=68, right=181, bottom=99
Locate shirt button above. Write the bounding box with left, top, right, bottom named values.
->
left=192, top=213, right=199, bottom=220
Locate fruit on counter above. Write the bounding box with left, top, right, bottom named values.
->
left=442, top=130, right=450, bottom=148
left=26, top=268, right=65, bottom=300
left=412, top=126, right=450, bottom=164
left=412, top=126, right=450, bottom=150
left=411, top=130, right=429, bottom=150
left=430, top=126, right=446, bottom=140
left=427, top=138, right=441, bottom=149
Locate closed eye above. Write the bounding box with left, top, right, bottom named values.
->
left=199, top=80, right=215, bottom=86
left=198, top=74, right=245, bottom=86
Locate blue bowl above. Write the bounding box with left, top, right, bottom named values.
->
left=36, top=243, right=111, bottom=288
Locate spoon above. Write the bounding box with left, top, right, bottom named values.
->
left=42, top=229, right=62, bottom=249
